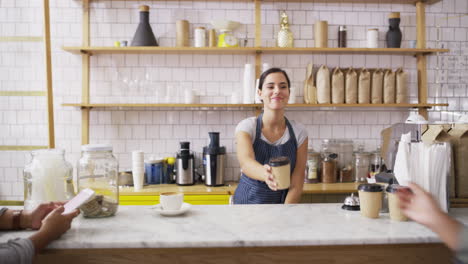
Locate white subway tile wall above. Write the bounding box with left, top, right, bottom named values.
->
left=1, top=0, right=467, bottom=200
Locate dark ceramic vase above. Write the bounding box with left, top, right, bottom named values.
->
left=131, top=6, right=158, bottom=46
left=386, top=18, right=402, bottom=48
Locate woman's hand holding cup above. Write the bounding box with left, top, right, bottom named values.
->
left=264, top=164, right=278, bottom=191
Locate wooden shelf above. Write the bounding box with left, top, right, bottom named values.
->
left=266, top=0, right=442, bottom=4
left=62, top=46, right=448, bottom=56
left=90, top=0, right=442, bottom=5
left=62, top=47, right=258, bottom=55
left=62, top=103, right=448, bottom=109
left=0, top=36, right=43, bottom=42
left=62, top=103, right=261, bottom=108
left=261, top=47, right=448, bottom=55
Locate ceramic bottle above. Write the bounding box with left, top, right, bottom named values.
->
left=386, top=12, right=402, bottom=48
left=131, top=5, right=158, bottom=46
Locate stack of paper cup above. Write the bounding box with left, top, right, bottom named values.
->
left=243, top=64, right=255, bottom=104
left=132, top=150, right=144, bottom=191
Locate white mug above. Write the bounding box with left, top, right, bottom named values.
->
left=160, top=192, right=184, bottom=210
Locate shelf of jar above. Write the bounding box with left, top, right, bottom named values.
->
left=61, top=46, right=449, bottom=56
left=61, top=103, right=448, bottom=109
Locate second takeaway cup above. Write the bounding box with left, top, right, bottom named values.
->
left=269, top=156, right=291, bottom=190
left=386, top=184, right=409, bottom=221
left=358, top=183, right=383, bottom=218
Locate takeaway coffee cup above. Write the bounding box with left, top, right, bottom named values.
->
left=358, top=184, right=383, bottom=218
left=269, top=156, right=291, bottom=190
left=160, top=192, right=184, bottom=211
left=386, top=184, right=409, bottom=221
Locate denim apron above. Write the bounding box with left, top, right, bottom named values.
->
left=233, top=113, right=298, bottom=204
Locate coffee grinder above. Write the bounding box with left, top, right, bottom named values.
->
left=175, top=141, right=195, bottom=186
left=203, top=132, right=226, bottom=186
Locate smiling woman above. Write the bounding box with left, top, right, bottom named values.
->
left=233, top=68, right=309, bottom=204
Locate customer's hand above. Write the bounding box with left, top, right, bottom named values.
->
left=397, top=182, right=444, bottom=228
left=21, top=202, right=65, bottom=230
left=263, top=164, right=278, bottom=191
left=29, top=206, right=80, bottom=254
left=397, top=182, right=462, bottom=251
left=39, top=206, right=80, bottom=241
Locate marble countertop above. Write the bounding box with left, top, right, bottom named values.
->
left=2, top=204, right=468, bottom=249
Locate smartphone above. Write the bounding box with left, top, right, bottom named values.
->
left=63, top=188, right=95, bottom=214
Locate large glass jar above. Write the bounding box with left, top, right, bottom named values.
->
left=23, top=149, right=74, bottom=210
left=77, top=144, right=119, bottom=218
left=321, top=139, right=354, bottom=182
left=354, top=146, right=371, bottom=182
left=370, top=147, right=383, bottom=180
left=305, top=151, right=321, bottom=183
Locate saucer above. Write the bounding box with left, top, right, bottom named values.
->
left=153, top=202, right=191, bottom=216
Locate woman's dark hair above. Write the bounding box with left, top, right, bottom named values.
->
left=258, top=67, right=291, bottom=90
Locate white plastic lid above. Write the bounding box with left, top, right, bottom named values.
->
left=81, top=144, right=113, bottom=152
left=405, top=112, right=429, bottom=124
left=145, top=158, right=164, bottom=164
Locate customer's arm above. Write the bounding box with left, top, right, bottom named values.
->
left=397, top=183, right=462, bottom=250
left=28, top=206, right=79, bottom=254
left=0, top=204, right=79, bottom=263
left=0, top=207, right=36, bottom=264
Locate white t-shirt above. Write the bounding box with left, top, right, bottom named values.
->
left=235, top=116, right=308, bottom=147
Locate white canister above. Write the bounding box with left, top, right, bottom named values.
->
left=194, top=27, right=206, bottom=47
left=184, top=89, right=196, bottom=104
left=367, top=28, right=379, bottom=48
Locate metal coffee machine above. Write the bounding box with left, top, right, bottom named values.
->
left=203, top=132, right=226, bottom=186
left=175, top=141, right=195, bottom=186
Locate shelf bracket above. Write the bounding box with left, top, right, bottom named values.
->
left=80, top=50, right=92, bottom=55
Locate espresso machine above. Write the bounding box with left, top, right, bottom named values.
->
left=203, top=132, right=226, bottom=186
left=175, top=141, right=195, bottom=186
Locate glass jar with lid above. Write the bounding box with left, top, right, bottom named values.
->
left=370, top=146, right=383, bottom=180
left=354, top=145, right=371, bottom=182
left=77, top=144, right=119, bottom=218
left=305, top=151, right=321, bottom=183
left=321, top=139, right=354, bottom=182
left=24, top=149, right=74, bottom=210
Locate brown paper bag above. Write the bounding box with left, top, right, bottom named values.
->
left=358, top=68, right=371, bottom=104
left=331, top=67, right=344, bottom=104
left=345, top=68, right=358, bottom=104
left=383, top=70, right=396, bottom=104
left=316, top=65, right=331, bottom=104
left=371, top=69, right=384, bottom=104
left=448, top=124, right=468, bottom=197
left=303, top=63, right=317, bottom=104
left=396, top=68, right=408, bottom=104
